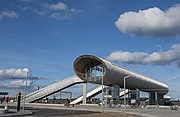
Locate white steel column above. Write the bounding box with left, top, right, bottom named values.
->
left=155, top=92, right=158, bottom=105
left=23, top=71, right=29, bottom=111
left=82, top=83, right=87, bottom=104
left=124, top=75, right=131, bottom=116
left=101, top=67, right=104, bottom=113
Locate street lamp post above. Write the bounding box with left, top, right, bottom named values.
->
left=101, top=68, right=104, bottom=113
left=23, top=71, right=29, bottom=111
left=124, top=75, right=131, bottom=116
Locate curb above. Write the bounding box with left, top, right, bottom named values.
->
left=0, top=110, right=33, bottom=117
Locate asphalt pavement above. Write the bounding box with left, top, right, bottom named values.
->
left=0, top=103, right=180, bottom=117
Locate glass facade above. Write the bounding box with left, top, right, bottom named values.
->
left=84, top=64, right=104, bottom=82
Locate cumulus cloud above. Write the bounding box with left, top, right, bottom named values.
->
left=10, top=80, right=32, bottom=87
left=106, top=44, right=180, bottom=68
left=115, top=4, right=180, bottom=37
left=35, top=2, right=83, bottom=20
left=0, top=10, right=18, bottom=20
left=0, top=68, right=42, bottom=80
left=50, top=12, right=76, bottom=20
left=0, top=68, right=29, bottom=80
left=45, top=2, right=68, bottom=11
left=0, top=80, right=33, bottom=89
left=0, top=68, right=44, bottom=90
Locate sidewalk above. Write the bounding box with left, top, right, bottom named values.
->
left=0, top=109, right=33, bottom=117
left=0, top=103, right=32, bottom=117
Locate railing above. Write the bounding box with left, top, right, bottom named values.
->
left=23, top=75, right=83, bottom=103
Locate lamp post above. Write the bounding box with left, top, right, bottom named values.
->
left=124, top=75, right=131, bottom=116
left=101, top=67, right=104, bottom=113
left=23, top=71, right=30, bottom=111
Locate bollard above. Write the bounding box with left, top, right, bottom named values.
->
left=17, top=92, right=21, bottom=112
left=4, top=105, right=9, bottom=113
left=4, top=105, right=9, bottom=110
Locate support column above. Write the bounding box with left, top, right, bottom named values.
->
left=127, top=89, right=130, bottom=105
left=149, top=92, right=156, bottom=105
left=82, top=83, right=87, bottom=104
left=112, top=84, right=120, bottom=106
left=157, top=94, right=164, bottom=105
left=149, top=92, right=164, bottom=105
left=129, top=89, right=140, bottom=106
left=155, top=92, right=158, bottom=105
left=130, top=90, right=136, bottom=99
left=136, top=88, right=140, bottom=106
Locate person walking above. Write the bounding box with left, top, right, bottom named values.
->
left=66, top=99, right=70, bottom=107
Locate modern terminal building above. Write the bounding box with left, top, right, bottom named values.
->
left=23, top=54, right=169, bottom=107
left=73, top=55, right=169, bottom=105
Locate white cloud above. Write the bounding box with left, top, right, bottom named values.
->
left=0, top=10, right=18, bottom=20
left=0, top=68, right=43, bottom=91
left=115, top=4, right=180, bottom=37
left=0, top=80, right=33, bottom=89
left=35, top=2, right=83, bottom=20
left=0, top=68, right=43, bottom=80
left=45, top=2, right=68, bottom=11
left=50, top=12, right=61, bottom=19
left=0, top=68, right=30, bottom=80
left=34, top=10, right=46, bottom=16
left=10, top=80, right=32, bottom=87
left=107, top=51, right=149, bottom=64
left=106, top=44, right=180, bottom=68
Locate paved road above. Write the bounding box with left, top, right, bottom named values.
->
left=1, top=103, right=180, bottom=117
left=24, top=104, right=180, bottom=117
left=127, top=108, right=180, bottom=117
left=20, top=108, right=99, bottom=117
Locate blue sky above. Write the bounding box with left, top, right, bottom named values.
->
left=0, top=0, right=180, bottom=98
